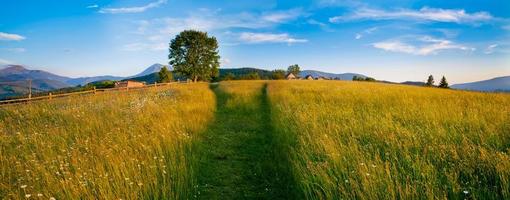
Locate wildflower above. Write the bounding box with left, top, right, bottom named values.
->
left=37, top=194, right=43, bottom=197
left=21, top=185, right=27, bottom=189
left=463, top=190, right=469, bottom=194
left=25, top=194, right=31, bottom=198
left=49, top=197, right=56, bottom=200
left=360, top=163, right=365, bottom=166
left=344, top=179, right=349, bottom=183
left=366, top=173, right=370, bottom=176
left=371, top=164, right=376, bottom=168
left=138, top=183, right=143, bottom=186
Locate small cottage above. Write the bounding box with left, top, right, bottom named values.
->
left=115, top=80, right=145, bottom=88
left=305, top=75, right=314, bottom=80
left=286, top=73, right=297, bottom=80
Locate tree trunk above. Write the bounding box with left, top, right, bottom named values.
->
left=193, top=76, right=198, bottom=82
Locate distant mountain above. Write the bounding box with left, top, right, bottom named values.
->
left=0, top=65, right=71, bottom=83
left=66, top=76, right=124, bottom=86
left=452, top=76, right=510, bottom=92
left=130, top=63, right=169, bottom=78
left=0, top=63, right=167, bottom=99
left=299, top=70, right=367, bottom=80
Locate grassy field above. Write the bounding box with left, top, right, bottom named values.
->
left=1, top=80, right=509, bottom=199
left=268, top=81, right=510, bottom=199
left=0, top=83, right=215, bottom=199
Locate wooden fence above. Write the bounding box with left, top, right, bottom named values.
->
left=0, top=81, right=186, bottom=106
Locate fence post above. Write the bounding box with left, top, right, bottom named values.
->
left=93, top=86, right=97, bottom=94
left=154, top=82, right=157, bottom=88
left=49, top=93, right=52, bottom=100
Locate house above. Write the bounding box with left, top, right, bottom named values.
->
left=305, top=75, right=314, bottom=80
left=115, top=80, right=145, bottom=88
left=286, top=73, right=297, bottom=80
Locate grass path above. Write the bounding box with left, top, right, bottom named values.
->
left=194, top=82, right=296, bottom=199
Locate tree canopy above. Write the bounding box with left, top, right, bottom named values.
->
left=438, top=76, right=449, bottom=88
left=169, top=30, right=220, bottom=82
left=158, top=66, right=173, bottom=83
left=287, top=64, right=301, bottom=76
left=426, top=75, right=435, bottom=86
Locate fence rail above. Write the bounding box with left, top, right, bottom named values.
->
left=0, top=81, right=185, bottom=106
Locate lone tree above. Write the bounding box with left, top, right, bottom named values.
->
left=158, top=66, right=172, bottom=83
left=169, top=30, right=220, bottom=82
left=287, top=64, right=301, bottom=76
left=438, top=76, right=449, bottom=88
left=426, top=75, right=435, bottom=87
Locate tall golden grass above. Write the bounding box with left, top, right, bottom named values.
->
left=267, top=80, right=510, bottom=199
left=0, top=84, right=215, bottom=199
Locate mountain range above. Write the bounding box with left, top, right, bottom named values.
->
left=1, top=63, right=508, bottom=99
left=0, top=64, right=167, bottom=99
left=451, top=76, right=510, bottom=92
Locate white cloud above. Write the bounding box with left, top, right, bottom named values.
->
left=355, top=27, right=377, bottom=39
left=2, top=48, right=26, bottom=52
left=122, top=42, right=166, bottom=51
left=330, top=7, right=493, bottom=25
left=86, top=4, right=99, bottom=9
left=0, top=58, right=13, bottom=65
left=373, top=36, right=473, bottom=55
left=239, top=32, right=308, bottom=44
left=484, top=44, right=498, bottom=54
left=0, top=32, right=26, bottom=41
left=100, top=0, right=167, bottom=14
left=262, top=9, right=303, bottom=23
left=220, top=58, right=231, bottom=65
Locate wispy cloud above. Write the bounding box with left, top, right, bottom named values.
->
left=239, top=32, right=307, bottom=44
left=355, top=27, right=377, bottom=39
left=330, top=7, right=493, bottom=25
left=0, top=32, right=26, bottom=41
left=261, top=9, right=303, bottom=23
left=100, top=0, right=167, bottom=14
left=122, top=42, right=166, bottom=51
left=484, top=44, right=498, bottom=54
left=124, top=8, right=306, bottom=51
left=0, top=58, right=14, bottom=65
left=86, top=4, right=99, bottom=9
left=373, top=36, right=473, bottom=55
left=2, top=48, right=26, bottom=53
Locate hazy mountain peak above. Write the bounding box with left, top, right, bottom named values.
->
left=131, top=63, right=171, bottom=78
left=0, top=65, right=29, bottom=74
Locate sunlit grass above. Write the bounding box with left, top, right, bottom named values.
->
left=0, top=83, right=215, bottom=199
left=267, top=80, right=510, bottom=199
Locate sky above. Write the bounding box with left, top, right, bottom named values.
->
left=0, top=0, right=509, bottom=83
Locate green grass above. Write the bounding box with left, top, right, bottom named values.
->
left=1, top=80, right=509, bottom=199
left=194, top=81, right=296, bottom=199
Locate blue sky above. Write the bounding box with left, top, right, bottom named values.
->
left=0, top=0, right=509, bottom=83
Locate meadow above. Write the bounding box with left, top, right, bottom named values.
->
left=0, top=83, right=215, bottom=199
left=1, top=80, right=509, bottom=199
left=268, top=81, right=510, bottom=199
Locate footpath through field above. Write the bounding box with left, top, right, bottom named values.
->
left=194, top=81, right=295, bottom=199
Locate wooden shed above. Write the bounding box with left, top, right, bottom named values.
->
left=115, top=80, right=145, bottom=88
left=305, top=75, right=314, bottom=80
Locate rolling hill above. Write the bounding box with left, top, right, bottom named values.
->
left=299, top=70, right=367, bottom=80
left=451, top=76, right=510, bottom=92
left=0, top=64, right=167, bottom=99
